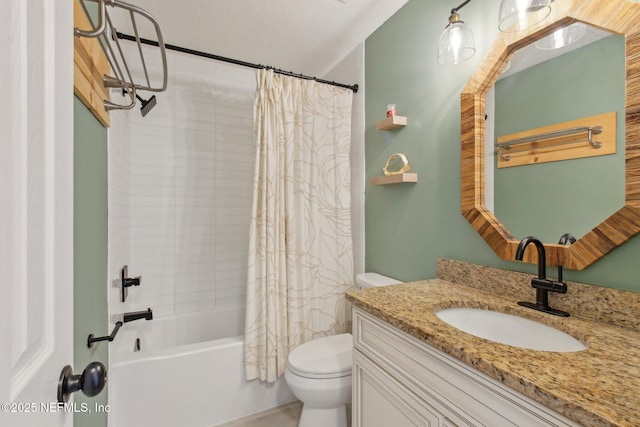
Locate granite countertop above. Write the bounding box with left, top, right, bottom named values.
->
left=346, top=276, right=640, bottom=427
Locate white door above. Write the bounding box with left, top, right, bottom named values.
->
left=0, top=1, right=74, bottom=426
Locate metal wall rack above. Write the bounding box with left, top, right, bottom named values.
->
left=75, top=0, right=168, bottom=113
left=496, top=125, right=603, bottom=161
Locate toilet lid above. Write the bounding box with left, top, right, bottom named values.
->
left=287, top=333, right=352, bottom=379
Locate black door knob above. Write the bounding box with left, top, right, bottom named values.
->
left=57, top=361, right=107, bottom=403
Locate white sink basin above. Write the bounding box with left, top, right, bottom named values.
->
left=435, top=308, right=586, bottom=352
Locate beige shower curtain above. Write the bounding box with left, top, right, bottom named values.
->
left=244, top=69, right=354, bottom=383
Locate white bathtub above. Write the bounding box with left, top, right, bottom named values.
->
left=108, top=308, right=296, bottom=427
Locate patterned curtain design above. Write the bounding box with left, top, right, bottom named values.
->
left=244, top=69, right=354, bottom=382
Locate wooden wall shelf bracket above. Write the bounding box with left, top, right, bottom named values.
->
left=370, top=173, right=418, bottom=186
left=376, top=116, right=408, bottom=131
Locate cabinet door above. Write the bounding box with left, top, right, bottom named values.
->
left=353, top=350, right=441, bottom=427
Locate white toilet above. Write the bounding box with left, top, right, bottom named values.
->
left=284, top=273, right=401, bottom=427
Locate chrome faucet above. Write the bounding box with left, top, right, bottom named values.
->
left=123, top=308, right=153, bottom=323
left=515, top=236, right=569, bottom=317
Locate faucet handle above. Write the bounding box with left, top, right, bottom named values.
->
left=124, top=276, right=141, bottom=287
left=121, top=265, right=142, bottom=302
left=557, top=233, right=576, bottom=282
left=531, top=278, right=567, bottom=294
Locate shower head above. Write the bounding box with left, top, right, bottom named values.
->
left=120, top=89, right=158, bottom=117
left=136, top=94, right=157, bottom=117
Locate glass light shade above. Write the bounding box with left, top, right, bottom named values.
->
left=535, top=22, right=587, bottom=50
left=437, top=21, right=476, bottom=65
left=501, top=60, right=511, bottom=74
left=498, top=0, right=552, bottom=32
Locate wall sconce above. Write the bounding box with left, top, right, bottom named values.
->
left=437, top=0, right=476, bottom=65
left=498, top=0, right=552, bottom=32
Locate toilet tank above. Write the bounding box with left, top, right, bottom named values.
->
left=355, top=272, right=402, bottom=289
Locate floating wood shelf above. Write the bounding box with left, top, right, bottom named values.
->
left=376, top=116, right=407, bottom=130
left=369, top=173, right=418, bottom=186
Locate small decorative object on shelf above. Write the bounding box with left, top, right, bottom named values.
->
left=370, top=153, right=418, bottom=185
left=387, top=104, right=397, bottom=117
left=383, top=153, right=411, bottom=176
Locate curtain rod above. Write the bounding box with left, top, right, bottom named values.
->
left=115, top=32, right=359, bottom=93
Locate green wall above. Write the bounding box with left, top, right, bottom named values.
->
left=494, top=35, right=625, bottom=242
left=74, top=96, right=108, bottom=427
left=364, top=0, right=640, bottom=292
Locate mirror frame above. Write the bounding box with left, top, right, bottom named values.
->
left=461, top=0, right=640, bottom=270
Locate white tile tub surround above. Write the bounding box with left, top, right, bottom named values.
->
left=108, top=46, right=256, bottom=324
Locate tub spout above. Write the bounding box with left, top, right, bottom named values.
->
left=123, top=308, right=153, bottom=323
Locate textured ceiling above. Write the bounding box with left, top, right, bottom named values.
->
left=110, top=0, right=408, bottom=77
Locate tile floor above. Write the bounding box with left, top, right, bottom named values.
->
left=215, top=402, right=352, bottom=427
left=215, top=402, right=302, bottom=427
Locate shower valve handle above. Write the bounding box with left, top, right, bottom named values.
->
left=121, top=265, right=141, bottom=302
left=124, top=276, right=141, bottom=287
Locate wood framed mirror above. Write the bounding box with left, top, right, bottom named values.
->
left=460, top=0, right=640, bottom=270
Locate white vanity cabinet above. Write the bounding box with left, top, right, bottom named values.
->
left=352, top=308, right=581, bottom=427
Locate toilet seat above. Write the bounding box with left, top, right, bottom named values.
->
left=287, top=333, right=352, bottom=379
